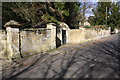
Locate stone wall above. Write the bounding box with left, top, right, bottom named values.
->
left=20, top=29, right=52, bottom=57
left=0, top=22, right=112, bottom=59
left=0, top=30, right=7, bottom=58
left=68, top=28, right=110, bottom=43
left=58, top=23, right=111, bottom=44
left=68, top=29, right=85, bottom=43
left=0, top=23, right=56, bottom=59
left=11, top=28, right=19, bottom=57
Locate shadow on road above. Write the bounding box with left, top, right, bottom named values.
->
left=2, top=34, right=120, bottom=79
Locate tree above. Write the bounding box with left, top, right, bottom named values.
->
left=88, top=16, right=95, bottom=25
left=65, top=2, right=81, bottom=29
left=2, top=2, right=47, bottom=27
left=108, top=1, right=120, bottom=28
left=79, top=2, right=96, bottom=27
left=2, top=2, right=82, bottom=29
left=88, top=1, right=120, bottom=28
left=91, top=2, right=111, bottom=25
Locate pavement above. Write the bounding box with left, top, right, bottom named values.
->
left=2, top=33, right=120, bottom=79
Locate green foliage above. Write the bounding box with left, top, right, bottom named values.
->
left=88, top=16, right=95, bottom=26
left=54, top=2, right=69, bottom=16
left=41, top=13, right=61, bottom=24
left=64, top=2, right=81, bottom=29
left=108, top=2, right=120, bottom=28
left=84, top=25, right=92, bottom=28
left=88, top=1, right=120, bottom=28
left=2, top=2, right=47, bottom=26
left=2, top=2, right=81, bottom=29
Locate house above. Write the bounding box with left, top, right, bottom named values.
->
left=79, top=21, right=90, bottom=28
left=83, top=21, right=90, bottom=26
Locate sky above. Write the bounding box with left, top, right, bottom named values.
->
left=85, top=2, right=97, bottom=19
left=84, top=0, right=120, bottom=19
left=78, top=0, right=98, bottom=19
left=79, top=0, right=98, bottom=2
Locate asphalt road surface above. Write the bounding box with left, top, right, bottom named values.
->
left=2, top=33, right=120, bottom=79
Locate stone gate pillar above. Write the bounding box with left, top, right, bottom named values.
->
left=60, top=22, right=70, bottom=44
left=4, top=20, right=21, bottom=59
left=47, top=23, right=56, bottom=49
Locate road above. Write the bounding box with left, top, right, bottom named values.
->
left=2, top=33, right=119, bottom=79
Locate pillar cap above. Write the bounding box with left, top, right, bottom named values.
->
left=60, top=22, right=70, bottom=30
left=4, top=20, right=21, bottom=28
left=47, top=23, right=56, bottom=29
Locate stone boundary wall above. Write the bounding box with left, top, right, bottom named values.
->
left=0, top=22, right=115, bottom=59
left=68, top=28, right=111, bottom=43
left=0, top=23, right=56, bottom=59
left=0, top=30, right=7, bottom=59
left=20, top=29, right=52, bottom=57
